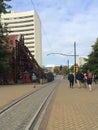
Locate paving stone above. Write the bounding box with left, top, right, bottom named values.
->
left=45, top=79, right=98, bottom=130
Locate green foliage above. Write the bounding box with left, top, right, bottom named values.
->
left=62, top=66, right=68, bottom=74
left=0, top=37, right=10, bottom=73
left=0, top=0, right=11, bottom=13
left=81, top=63, right=88, bottom=73
left=53, top=66, right=59, bottom=74
left=53, top=66, right=69, bottom=75
left=0, top=60, right=9, bottom=72
left=69, top=65, right=74, bottom=73
left=0, top=0, right=11, bottom=73
left=88, top=38, right=98, bottom=75
left=81, top=38, right=98, bottom=76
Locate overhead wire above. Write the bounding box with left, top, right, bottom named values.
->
left=30, top=0, right=37, bottom=12
left=30, top=0, right=53, bottom=50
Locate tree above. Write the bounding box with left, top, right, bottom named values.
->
left=0, top=0, right=11, bottom=13
left=0, top=0, right=11, bottom=33
left=53, top=66, right=59, bottom=74
left=61, top=66, right=68, bottom=74
left=0, top=0, right=11, bottom=81
left=81, top=38, right=98, bottom=76
left=0, top=36, right=10, bottom=72
left=87, top=38, right=98, bottom=75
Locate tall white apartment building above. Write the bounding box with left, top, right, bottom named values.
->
left=1, top=10, right=42, bottom=66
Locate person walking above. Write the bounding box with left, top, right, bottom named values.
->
left=76, top=71, right=84, bottom=88
left=93, top=74, right=97, bottom=84
left=86, top=69, right=93, bottom=91
left=83, top=73, right=87, bottom=88
left=68, top=72, right=74, bottom=88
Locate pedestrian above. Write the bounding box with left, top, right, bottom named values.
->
left=83, top=73, right=87, bottom=88
left=68, top=72, right=74, bottom=88
left=93, top=74, right=97, bottom=84
left=76, top=71, right=84, bottom=88
left=86, top=69, right=93, bottom=91
left=32, top=73, right=37, bottom=88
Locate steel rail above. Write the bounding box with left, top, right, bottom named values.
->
left=25, top=81, right=59, bottom=130
left=0, top=84, right=47, bottom=115
left=0, top=78, right=60, bottom=130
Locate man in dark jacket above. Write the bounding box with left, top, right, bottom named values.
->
left=68, top=72, right=74, bottom=88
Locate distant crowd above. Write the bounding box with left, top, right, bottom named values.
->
left=67, top=69, right=97, bottom=91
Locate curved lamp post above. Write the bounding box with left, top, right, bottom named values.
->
left=47, top=42, right=78, bottom=82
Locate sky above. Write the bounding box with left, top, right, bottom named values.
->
left=8, top=0, right=98, bottom=67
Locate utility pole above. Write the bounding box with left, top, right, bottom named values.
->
left=67, top=59, right=69, bottom=74
left=74, top=41, right=76, bottom=82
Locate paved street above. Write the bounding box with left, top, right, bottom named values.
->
left=39, top=79, right=98, bottom=130
left=0, top=83, right=42, bottom=109
left=0, top=78, right=98, bottom=130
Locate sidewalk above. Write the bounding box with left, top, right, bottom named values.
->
left=0, top=83, right=43, bottom=109
left=39, top=79, right=98, bottom=130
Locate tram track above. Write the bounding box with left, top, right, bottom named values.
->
left=26, top=83, right=56, bottom=130
left=0, top=77, right=61, bottom=130
left=0, top=84, right=46, bottom=115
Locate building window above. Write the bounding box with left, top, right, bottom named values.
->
left=3, top=20, right=34, bottom=24
left=30, top=50, right=35, bottom=53
left=28, top=46, right=34, bottom=48
left=10, top=29, right=34, bottom=32
left=8, top=24, right=34, bottom=28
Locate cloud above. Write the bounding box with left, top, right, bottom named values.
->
left=9, top=0, right=98, bottom=66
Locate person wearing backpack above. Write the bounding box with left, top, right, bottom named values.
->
left=76, top=71, right=84, bottom=88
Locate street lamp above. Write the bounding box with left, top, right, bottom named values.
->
left=47, top=52, right=76, bottom=57
left=47, top=42, right=78, bottom=81
left=47, top=53, right=71, bottom=73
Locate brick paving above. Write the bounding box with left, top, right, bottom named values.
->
left=0, top=79, right=98, bottom=130
left=40, top=79, right=98, bottom=130
left=0, top=83, right=42, bottom=109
